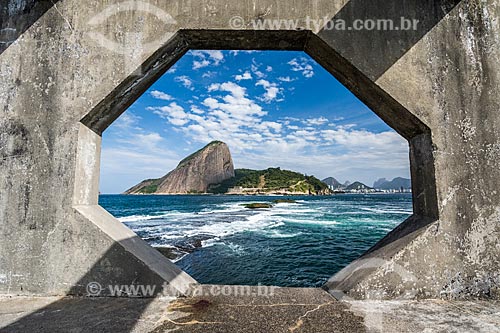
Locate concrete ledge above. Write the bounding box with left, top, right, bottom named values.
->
left=1, top=291, right=499, bottom=332
left=74, top=205, right=197, bottom=296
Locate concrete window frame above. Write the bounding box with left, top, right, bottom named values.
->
left=72, top=29, right=439, bottom=294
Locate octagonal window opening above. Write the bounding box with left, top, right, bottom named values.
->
left=93, top=48, right=424, bottom=288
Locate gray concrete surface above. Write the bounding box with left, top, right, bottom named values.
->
left=0, top=288, right=499, bottom=332
left=0, top=0, right=499, bottom=307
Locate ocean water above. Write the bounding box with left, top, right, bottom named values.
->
left=99, top=194, right=412, bottom=287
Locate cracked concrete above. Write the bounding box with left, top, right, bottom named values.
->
left=0, top=288, right=367, bottom=332
left=1, top=288, right=499, bottom=332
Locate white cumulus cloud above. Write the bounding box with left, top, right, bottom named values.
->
left=175, top=76, right=194, bottom=90
left=190, top=50, right=224, bottom=70
left=256, top=79, right=283, bottom=103
left=304, top=117, right=329, bottom=126
left=235, top=71, right=253, bottom=81
left=149, top=102, right=189, bottom=126
left=278, top=76, right=295, bottom=82
left=288, top=57, right=315, bottom=78
left=150, top=90, right=173, bottom=101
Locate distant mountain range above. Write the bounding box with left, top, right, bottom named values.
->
left=345, top=181, right=373, bottom=191
left=322, top=177, right=356, bottom=190
left=322, top=177, right=343, bottom=189
left=373, top=178, right=388, bottom=188
left=373, top=177, right=411, bottom=190
left=322, top=177, right=411, bottom=191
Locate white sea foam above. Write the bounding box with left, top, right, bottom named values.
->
left=359, top=207, right=413, bottom=215
left=266, top=206, right=317, bottom=215
left=182, top=210, right=284, bottom=239
left=119, top=203, right=290, bottom=246
left=273, top=202, right=300, bottom=207
left=259, top=229, right=303, bottom=238
left=118, top=211, right=193, bottom=223
left=345, top=216, right=401, bottom=225
left=159, top=234, right=186, bottom=240
left=171, top=254, right=189, bottom=263
left=199, top=240, right=246, bottom=255
left=168, top=251, right=190, bottom=263
left=283, top=218, right=339, bottom=226
left=118, top=198, right=409, bottom=257
left=201, top=238, right=221, bottom=248
left=198, top=203, right=247, bottom=215
left=226, top=242, right=246, bottom=255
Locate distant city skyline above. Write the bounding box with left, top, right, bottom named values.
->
left=100, top=50, right=410, bottom=193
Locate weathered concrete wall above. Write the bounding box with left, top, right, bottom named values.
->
left=325, top=0, right=500, bottom=300
left=0, top=0, right=498, bottom=300
left=0, top=0, right=196, bottom=296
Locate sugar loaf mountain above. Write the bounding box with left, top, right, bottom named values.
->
left=125, top=141, right=331, bottom=195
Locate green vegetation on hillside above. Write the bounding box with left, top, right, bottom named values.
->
left=131, top=178, right=162, bottom=194
left=137, top=184, right=159, bottom=194
left=305, top=175, right=330, bottom=192
left=209, top=167, right=329, bottom=194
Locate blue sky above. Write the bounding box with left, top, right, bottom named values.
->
left=100, top=50, right=409, bottom=193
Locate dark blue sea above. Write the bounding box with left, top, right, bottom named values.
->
left=99, top=194, right=412, bottom=287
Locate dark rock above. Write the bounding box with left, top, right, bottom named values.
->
left=273, top=199, right=297, bottom=203
left=242, top=203, right=273, bottom=209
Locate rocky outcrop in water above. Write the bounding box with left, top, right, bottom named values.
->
left=125, top=141, right=235, bottom=194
